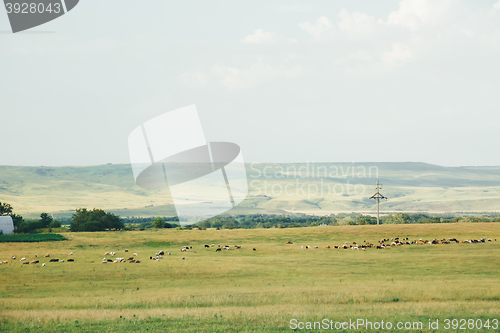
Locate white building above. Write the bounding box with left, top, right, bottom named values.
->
left=0, top=216, right=14, bottom=235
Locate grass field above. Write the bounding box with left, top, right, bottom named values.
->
left=0, top=223, right=499, bottom=332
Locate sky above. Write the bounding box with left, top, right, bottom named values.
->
left=1, top=0, right=500, bottom=167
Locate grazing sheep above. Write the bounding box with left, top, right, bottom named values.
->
left=44, top=254, right=50, bottom=258
left=42, top=263, right=46, bottom=267
left=133, top=253, right=138, bottom=256
left=104, top=252, right=110, bottom=255
left=11, top=256, right=16, bottom=260
left=20, top=257, right=26, bottom=261
left=68, top=259, right=74, bottom=262
left=216, top=248, right=221, bottom=252
left=34, top=254, right=37, bottom=258
left=125, top=249, right=129, bottom=252
left=253, top=248, right=256, bottom=251
left=182, top=257, right=185, bottom=260
left=68, top=252, right=73, bottom=256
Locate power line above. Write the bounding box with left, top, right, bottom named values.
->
left=369, top=181, right=387, bottom=225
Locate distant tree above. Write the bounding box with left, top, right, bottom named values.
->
left=153, top=217, right=165, bottom=229
left=10, top=214, right=24, bottom=228
left=15, top=221, right=30, bottom=233
left=40, top=213, right=53, bottom=228
left=383, top=213, right=411, bottom=224
left=0, top=202, right=13, bottom=216
left=70, top=208, right=123, bottom=232
left=338, top=216, right=355, bottom=226
left=49, top=220, right=61, bottom=228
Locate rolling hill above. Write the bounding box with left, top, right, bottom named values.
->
left=1, top=162, right=500, bottom=219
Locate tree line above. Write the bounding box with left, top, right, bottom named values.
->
left=190, top=213, right=500, bottom=229
left=2, top=201, right=500, bottom=233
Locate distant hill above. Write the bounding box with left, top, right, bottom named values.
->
left=1, top=162, right=500, bottom=218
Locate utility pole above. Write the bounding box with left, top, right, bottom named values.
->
left=370, top=181, right=387, bottom=225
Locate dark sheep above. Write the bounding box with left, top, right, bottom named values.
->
left=67, top=259, right=74, bottom=262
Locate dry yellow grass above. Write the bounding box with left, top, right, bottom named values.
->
left=1, top=223, right=499, bottom=330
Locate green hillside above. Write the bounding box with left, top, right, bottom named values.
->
left=1, top=162, right=500, bottom=218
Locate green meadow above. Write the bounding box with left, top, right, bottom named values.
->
left=1, top=223, right=499, bottom=332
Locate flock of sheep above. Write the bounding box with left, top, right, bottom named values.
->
left=0, top=237, right=496, bottom=267
left=297, top=237, right=496, bottom=250
left=0, top=252, right=76, bottom=266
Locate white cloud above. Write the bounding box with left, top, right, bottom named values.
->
left=380, top=0, right=452, bottom=31
left=240, top=29, right=275, bottom=44
left=299, top=16, right=334, bottom=39
left=495, top=1, right=500, bottom=10
left=381, top=43, right=414, bottom=66
left=179, top=72, right=207, bottom=87
left=213, top=58, right=302, bottom=90
left=337, top=9, right=376, bottom=34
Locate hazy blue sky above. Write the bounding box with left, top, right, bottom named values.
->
left=1, top=0, right=500, bottom=166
